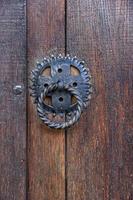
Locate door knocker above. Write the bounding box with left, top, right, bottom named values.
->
left=30, top=54, right=92, bottom=129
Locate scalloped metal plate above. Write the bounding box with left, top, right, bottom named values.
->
left=30, top=54, right=92, bottom=114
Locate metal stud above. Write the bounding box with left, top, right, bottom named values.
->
left=13, top=85, right=23, bottom=95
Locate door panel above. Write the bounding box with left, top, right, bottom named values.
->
left=27, top=0, right=65, bottom=200
left=67, top=0, right=133, bottom=199
left=0, top=1, right=26, bottom=200
left=0, top=1, right=132, bottom=200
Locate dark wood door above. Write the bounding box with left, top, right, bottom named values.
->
left=0, top=0, right=133, bottom=200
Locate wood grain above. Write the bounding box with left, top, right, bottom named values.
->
left=66, top=0, right=133, bottom=199
left=27, top=0, right=65, bottom=200
left=0, top=1, right=26, bottom=200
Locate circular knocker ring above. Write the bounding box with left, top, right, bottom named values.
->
left=37, top=82, right=86, bottom=129
left=30, top=54, right=92, bottom=129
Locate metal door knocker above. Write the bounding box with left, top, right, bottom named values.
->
left=30, top=54, right=92, bottom=129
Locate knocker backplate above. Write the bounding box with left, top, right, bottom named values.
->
left=31, top=55, right=92, bottom=114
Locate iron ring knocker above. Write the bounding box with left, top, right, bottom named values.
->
left=37, top=82, right=86, bottom=129
left=30, top=54, right=92, bottom=129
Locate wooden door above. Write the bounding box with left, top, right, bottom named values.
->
left=0, top=0, right=133, bottom=200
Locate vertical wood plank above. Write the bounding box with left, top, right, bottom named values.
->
left=0, top=1, right=26, bottom=200
left=27, top=0, right=65, bottom=200
left=67, top=0, right=133, bottom=199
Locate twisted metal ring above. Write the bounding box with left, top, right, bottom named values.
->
left=37, top=83, right=86, bottom=129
